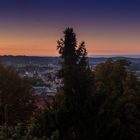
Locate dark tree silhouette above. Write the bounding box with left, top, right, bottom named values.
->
left=0, top=62, right=36, bottom=125
left=93, top=59, right=140, bottom=140
left=57, top=28, right=94, bottom=140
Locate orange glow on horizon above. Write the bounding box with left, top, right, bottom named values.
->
left=0, top=28, right=140, bottom=56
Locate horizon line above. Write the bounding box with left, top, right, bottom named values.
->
left=0, top=54, right=140, bottom=58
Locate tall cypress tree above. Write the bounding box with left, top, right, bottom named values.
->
left=57, top=28, right=94, bottom=140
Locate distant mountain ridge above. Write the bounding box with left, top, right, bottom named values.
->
left=0, top=55, right=140, bottom=65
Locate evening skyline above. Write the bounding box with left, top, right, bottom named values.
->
left=0, top=0, right=140, bottom=56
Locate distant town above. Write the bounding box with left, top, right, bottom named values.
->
left=0, top=55, right=140, bottom=97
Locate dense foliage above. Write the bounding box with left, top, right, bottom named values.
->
left=0, top=62, right=36, bottom=125
left=93, top=59, right=140, bottom=140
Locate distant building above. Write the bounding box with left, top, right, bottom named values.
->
left=33, top=86, right=56, bottom=96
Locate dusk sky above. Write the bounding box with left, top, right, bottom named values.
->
left=0, top=0, right=140, bottom=56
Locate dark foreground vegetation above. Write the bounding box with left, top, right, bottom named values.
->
left=0, top=28, right=140, bottom=140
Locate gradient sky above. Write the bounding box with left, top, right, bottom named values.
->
left=0, top=0, right=140, bottom=56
